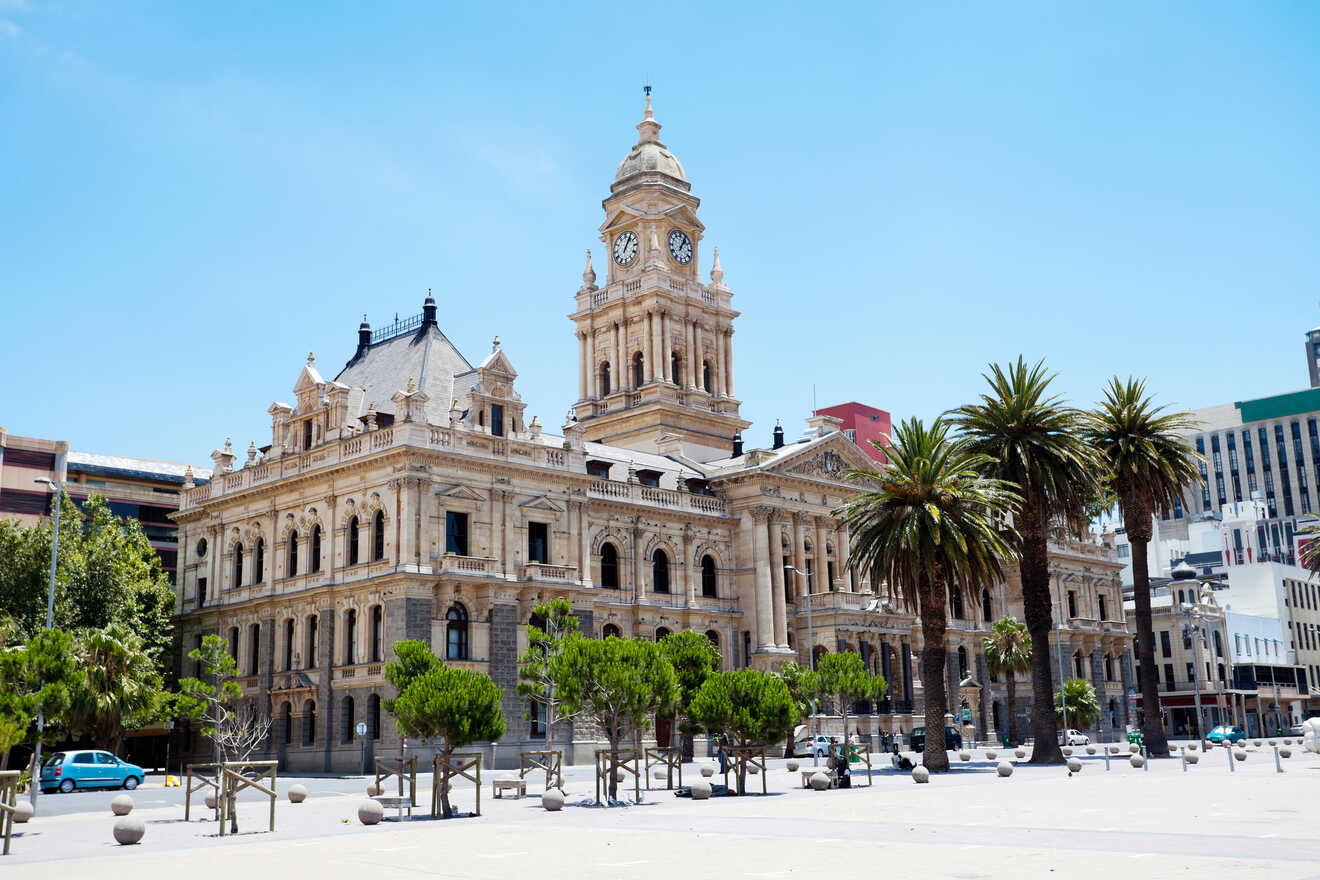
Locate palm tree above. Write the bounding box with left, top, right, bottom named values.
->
left=950, top=357, right=1102, bottom=764
left=1087, top=376, right=1200, bottom=758
left=982, top=616, right=1032, bottom=747
left=68, top=623, right=164, bottom=755
left=1055, top=678, right=1100, bottom=733
left=838, top=417, right=1019, bottom=772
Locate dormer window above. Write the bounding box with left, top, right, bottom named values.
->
left=491, top=404, right=505, bottom=437
left=636, top=469, right=662, bottom=488
left=303, top=421, right=313, bottom=451
left=586, top=460, right=612, bottom=479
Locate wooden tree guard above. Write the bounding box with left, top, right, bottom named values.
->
left=644, top=746, right=682, bottom=790
left=723, top=745, right=768, bottom=795
left=217, top=761, right=278, bottom=836
left=184, top=762, right=221, bottom=821
left=374, top=756, right=418, bottom=807
left=593, top=748, right=641, bottom=803
left=519, top=750, right=563, bottom=788
left=852, top=749, right=874, bottom=785
left=0, top=771, right=19, bottom=856
left=431, top=753, right=482, bottom=818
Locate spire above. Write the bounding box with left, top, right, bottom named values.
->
left=582, top=249, right=597, bottom=287
left=635, top=84, right=663, bottom=147
left=710, top=247, right=724, bottom=285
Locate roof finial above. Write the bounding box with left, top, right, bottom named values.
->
left=307, top=352, right=315, bottom=365
left=582, top=249, right=596, bottom=286
left=492, top=335, right=501, bottom=351
left=643, top=77, right=652, bottom=118
left=406, top=377, right=416, bottom=394
left=710, top=247, right=724, bottom=284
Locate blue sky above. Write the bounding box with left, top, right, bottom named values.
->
left=2, top=1, right=1317, bottom=466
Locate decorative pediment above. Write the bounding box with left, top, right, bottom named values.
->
left=660, top=204, right=705, bottom=233
left=436, top=483, right=486, bottom=503
left=767, top=435, right=874, bottom=484
left=519, top=494, right=565, bottom=514
left=478, top=348, right=518, bottom=380
left=598, top=205, right=647, bottom=233
left=292, top=360, right=324, bottom=395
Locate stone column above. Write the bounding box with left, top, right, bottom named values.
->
left=693, top=321, right=705, bottom=391
left=578, top=331, right=587, bottom=399
left=976, top=652, right=992, bottom=742
left=768, top=519, right=787, bottom=647
left=687, top=320, right=698, bottom=389
left=713, top=322, right=725, bottom=396
left=946, top=644, right=961, bottom=717
left=501, top=490, right=514, bottom=578
left=814, top=517, right=829, bottom=591
left=837, top=521, right=852, bottom=590
left=659, top=312, right=670, bottom=382
left=724, top=330, right=735, bottom=397
left=396, top=478, right=414, bottom=571
left=576, top=502, right=591, bottom=587
left=318, top=607, right=335, bottom=772
left=586, top=329, right=596, bottom=398
left=614, top=322, right=624, bottom=393
left=631, top=517, right=643, bottom=603
left=682, top=525, right=695, bottom=606
left=750, top=508, right=775, bottom=650
left=792, top=513, right=807, bottom=598
left=1090, top=646, right=1111, bottom=741
left=489, top=603, right=520, bottom=764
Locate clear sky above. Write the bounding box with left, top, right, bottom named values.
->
left=2, top=1, right=1317, bottom=466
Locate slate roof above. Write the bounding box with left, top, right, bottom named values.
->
left=333, top=324, right=472, bottom=424
left=67, top=451, right=213, bottom=485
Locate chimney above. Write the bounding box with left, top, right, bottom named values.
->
left=355, top=315, right=371, bottom=358
left=422, top=290, right=438, bottom=328
left=772, top=420, right=784, bottom=450
left=732, top=432, right=744, bottom=457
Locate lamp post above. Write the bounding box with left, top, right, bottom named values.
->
left=1179, top=601, right=1208, bottom=753
left=1056, top=577, right=1071, bottom=745
left=784, top=565, right=819, bottom=766
left=31, top=477, right=63, bottom=809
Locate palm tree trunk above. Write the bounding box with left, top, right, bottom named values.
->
left=1128, top=507, right=1169, bottom=757
left=1019, top=495, right=1064, bottom=764
left=919, top=583, right=950, bottom=772
left=1005, top=672, right=1018, bottom=746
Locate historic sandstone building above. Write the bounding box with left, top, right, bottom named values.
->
left=172, top=98, right=1130, bottom=771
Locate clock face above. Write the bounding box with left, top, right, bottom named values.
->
left=668, top=229, right=693, bottom=264
left=612, top=230, right=639, bottom=267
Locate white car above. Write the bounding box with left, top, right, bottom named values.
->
left=1059, top=729, right=1090, bottom=746
left=793, top=735, right=833, bottom=757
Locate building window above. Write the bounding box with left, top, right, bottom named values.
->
left=1067, top=590, right=1077, bottom=619
left=599, top=542, right=620, bottom=588
left=303, top=702, right=316, bottom=746
left=344, top=609, right=357, bottom=665
left=957, top=646, right=969, bottom=679
left=656, top=626, right=672, bottom=641
left=705, top=629, right=720, bottom=654
left=342, top=696, right=355, bottom=743
left=1104, top=653, right=1114, bottom=681
left=981, top=588, right=993, bottom=622
left=306, top=614, right=318, bottom=668
left=527, top=522, right=548, bottom=564
left=248, top=623, right=261, bottom=675
left=369, top=694, right=381, bottom=740
left=586, top=460, right=612, bottom=479
left=701, top=555, right=717, bottom=597
left=1075, top=651, right=1084, bottom=679
left=281, top=702, right=293, bottom=745
left=303, top=420, right=313, bottom=451
left=227, top=626, right=239, bottom=663
left=652, top=549, right=670, bottom=593
left=373, top=510, right=385, bottom=561
left=950, top=587, right=964, bottom=619
left=1163, top=664, right=1175, bottom=689
left=197, top=577, right=207, bottom=607
left=632, top=352, right=644, bottom=388
left=603, top=623, right=621, bottom=639
left=702, top=360, right=712, bottom=392
left=348, top=516, right=360, bottom=565
left=1098, top=594, right=1108, bottom=621
left=805, top=558, right=814, bottom=592
left=670, top=351, right=681, bottom=383
left=284, top=618, right=295, bottom=671
left=287, top=530, right=298, bottom=577
left=445, top=511, right=469, bottom=556
left=233, top=543, right=243, bottom=588
left=370, top=605, right=383, bottom=663
left=491, top=403, right=505, bottom=437
left=446, top=603, right=469, bottom=660
left=254, top=538, right=265, bottom=583
left=1160, top=630, right=1172, bottom=658
left=1213, top=630, right=1223, bottom=657
left=311, top=525, right=322, bottom=572
left=600, top=362, right=611, bottom=396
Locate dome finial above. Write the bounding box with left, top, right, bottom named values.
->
left=635, top=81, right=662, bottom=146
left=710, top=247, right=724, bottom=284
left=583, top=249, right=596, bottom=286
left=643, top=77, right=653, bottom=120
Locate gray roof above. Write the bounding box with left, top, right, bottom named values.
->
left=334, top=324, right=471, bottom=424
left=67, top=451, right=213, bottom=485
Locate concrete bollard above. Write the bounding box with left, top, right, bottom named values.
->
left=358, top=800, right=384, bottom=825
left=287, top=784, right=308, bottom=803
left=1129, top=754, right=1144, bottom=769
left=911, top=765, right=930, bottom=784
left=541, top=789, right=565, bottom=810
left=113, top=816, right=145, bottom=845
left=809, top=771, right=831, bottom=791
left=996, top=761, right=1013, bottom=778
left=12, top=801, right=33, bottom=823
left=111, top=794, right=134, bottom=816
left=786, top=760, right=800, bottom=772
left=689, top=779, right=713, bottom=800
left=1067, top=758, right=1081, bottom=773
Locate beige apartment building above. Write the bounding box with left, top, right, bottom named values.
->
left=170, top=98, right=1128, bottom=772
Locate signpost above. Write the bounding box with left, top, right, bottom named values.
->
left=357, top=721, right=368, bottom=775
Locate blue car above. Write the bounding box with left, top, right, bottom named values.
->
left=41, top=750, right=145, bottom=793
left=1206, top=725, right=1246, bottom=745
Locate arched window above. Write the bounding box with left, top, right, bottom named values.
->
left=705, top=629, right=719, bottom=650
left=981, top=588, right=992, bottom=622
left=227, top=626, right=239, bottom=662
left=812, top=644, right=828, bottom=666
left=311, top=525, right=322, bottom=573
left=957, top=646, right=969, bottom=679
left=287, top=530, right=298, bottom=577
left=702, top=360, right=712, bottom=392
left=369, top=694, right=381, bottom=740
left=373, top=510, right=385, bottom=561
left=370, top=605, right=383, bottom=663
left=344, top=609, right=357, bottom=665
left=1217, top=663, right=1226, bottom=682
left=1073, top=651, right=1084, bottom=679
left=348, top=516, right=360, bottom=566
left=701, top=555, right=717, bottom=597
left=670, top=351, right=681, bottom=383
left=1104, top=653, right=1114, bottom=681
left=600, top=542, right=619, bottom=588
left=281, top=701, right=293, bottom=745
left=1213, top=631, right=1224, bottom=657
left=603, top=623, right=622, bottom=639
left=233, top=543, right=243, bottom=588
left=303, top=701, right=316, bottom=746
left=254, top=538, right=265, bottom=583
left=446, top=603, right=469, bottom=660
left=652, top=549, right=670, bottom=593
left=283, top=618, right=295, bottom=671
left=632, top=351, right=644, bottom=388
left=600, top=362, right=611, bottom=396
left=951, top=588, right=964, bottom=620
left=306, top=614, right=318, bottom=668
left=342, top=696, right=355, bottom=743
left=656, top=627, right=671, bottom=641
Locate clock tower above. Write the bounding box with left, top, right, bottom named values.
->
left=570, top=95, right=750, bottom=461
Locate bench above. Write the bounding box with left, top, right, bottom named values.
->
left=373, top=795, right=412, bottom=822
left=801, top=769, right=838, bottom=789
left=492, top=779, right=527, bottom=799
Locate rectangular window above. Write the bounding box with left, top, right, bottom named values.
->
left=1163, top=664, right=1176, bottom=689
left=445, top=511, right=469, bottom=556
left=1186, top=662, right=1194, bottom=682
left=1211, top=435, right=1225, bottom=506
left=1276, top=425, right=1295, bottom=517
left=1227, top=433, right=1242, bottom=501
left=1260, top=427, right=1277, bottom=515
left=1067, top=590, right=1077, bottom=618
left=1160, top=630, right=1172, bottom=658
left=197, top=577, right=207, bottom=607
left=490, top=404, right=505, bottom=437
left=1195, top=437, right=1211, bottom=508
left=527, top=521, right=548, bottom=564
left=1098, top=594, right=1108, bottom=621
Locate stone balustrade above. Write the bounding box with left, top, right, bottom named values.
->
left=588, top=480, right=728, bottom=515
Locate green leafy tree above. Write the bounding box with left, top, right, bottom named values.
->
left=837, top=417, right=1019, bottom=772
left=981, top=616, right=1032, bottom=747
left=67, top=623, right=168, bottom=755
left=775, top=661, right=821, bottom=756
left=689, top=669, right=796, bottom=794
left=1055, top=679, right=1100, bottom=732
left=0, top=629, right=83, bottom=771
left=657, top=630, right=720, bottom=754
left=812, top=651, right=886, bottom=760
left=1086, top=377, right=1201, bottom=757
left=949, top=357, right=1104, bottom=765
left=516, top=598, right=579, bottom=784
left=549, top=634, right=678, bottom=802
left=383, top=641, right=505, bottom=818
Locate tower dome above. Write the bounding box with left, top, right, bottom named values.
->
left=612, top=95, right=689, bottom=191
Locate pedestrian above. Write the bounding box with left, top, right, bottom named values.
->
left=716, top=733, right=727, bottom=774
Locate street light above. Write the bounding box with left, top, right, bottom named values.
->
left=784, top=565, right=819, bottom=766
left=1179, top=601, right=1208, bottom=753
left=30, top=477, right=63, bottom=809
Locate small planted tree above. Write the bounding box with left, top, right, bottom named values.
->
left=178, top=635, right=271, bottom=833
left=812, top=651, right=886, bottom=761
left=383, top=640, right=505, bottom=818
left=550, top=635, right=678, bottom=803
left=516, top=598, right=579, bottom=784
left=657, top=630, right=720, bottom=757
left=776, top=662, right=819, bottom=757
left=1055, top=679, right=1100, bottom=735
left=689, top=669, right=796, bottom=794
left=981, top=616, right=1032, bottom=747
left=0, top=628, right=82, bottom=772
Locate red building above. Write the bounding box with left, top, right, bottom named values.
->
left=814, top=402, right=891, bottom=462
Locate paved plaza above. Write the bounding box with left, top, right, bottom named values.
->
left=4, top=743, right=1319, bottom=879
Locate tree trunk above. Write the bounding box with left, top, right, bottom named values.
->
left=439, top=747, right=454, bottom=818
left=1018, top=493, right=1064, bottom=764
left=1126, top=497, right=1169, bottom=757
left=606, top=732, right=619, bottom=803
left=1005, top=671, right=1018, bottom=747
left=918, top=580, right=950, bottom=772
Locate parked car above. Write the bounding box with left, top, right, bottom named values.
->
left=1286, top=724, right=1305, bottom=737
left=793, top=735, right=834, bottom=757
left=1206, top=725, right=1246, bottom=745
left=41, top=750, right=144, bottom=794
left=909, top=725, right=962, bottom=751
left=1059, top=729, right=1090, bottom=746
